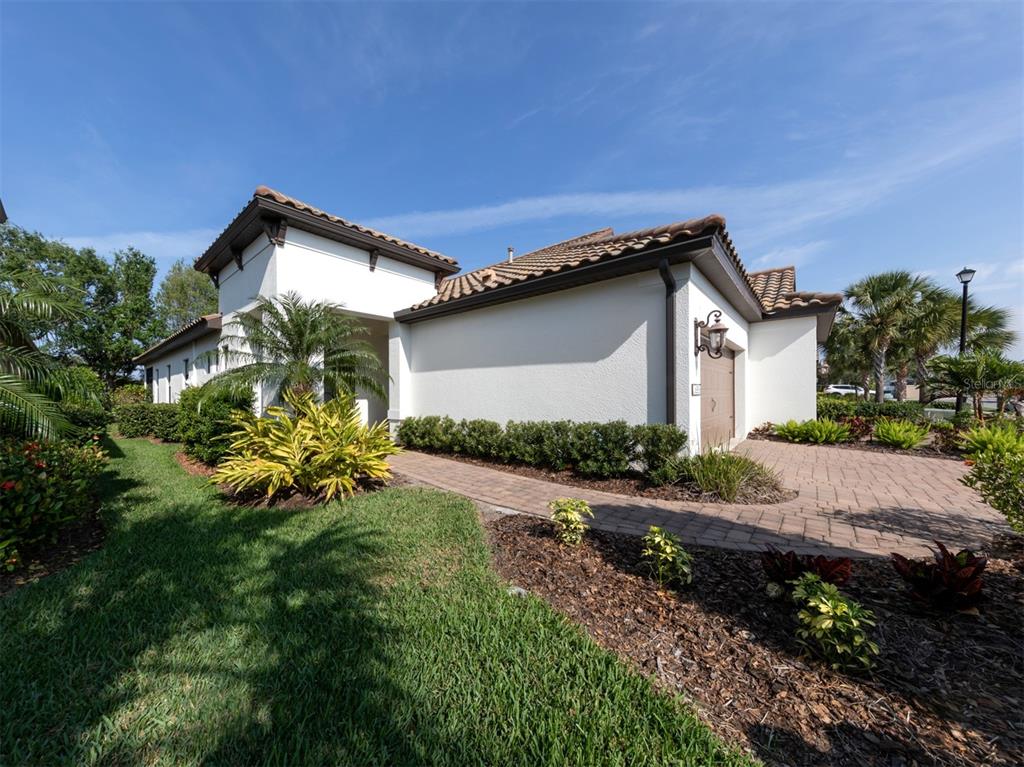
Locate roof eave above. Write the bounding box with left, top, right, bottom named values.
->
left=133, top=316, right=223, bottom=366
left=194, top=196, right=460, bottom=278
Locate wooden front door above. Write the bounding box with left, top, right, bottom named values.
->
left=700, top=348, right=735, bottom=449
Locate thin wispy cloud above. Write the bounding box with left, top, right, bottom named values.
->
left=751, top=241, right=830, bottom=269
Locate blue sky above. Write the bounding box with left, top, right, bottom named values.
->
left=2, top=1, right=1022, bottom=355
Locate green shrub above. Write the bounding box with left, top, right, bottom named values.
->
left=58, top=401, right=113, bottom=443
left=211, top=390, right=399, bottom=501
left=816, top=395, right=856, bottom=420
left=178, top=387, right=255, bottom=465
left=855, top=401, right=925, bottom=422
left=671, top=451, right=783, bottom=503
left=0, top=438, right=107, bottom=568
left=398, top=416, right=686, bottom=481
left=634, top=423, right=687, bottom=476
left=962, top=450, right=1024, bottom=533
left=114, top=403, right=181, bottom=441
left=111, top=383, right=149, bottom=406
left=60, top=366, right=110, bottom=409
left=571, top=420, right=634, bottom=478
left=548, top=497, right=594, bottom=546
left=641, top=526, right=693, bottom=589
left=774, top=419, right=850, bottom=444
left=958, top=420, right=1024, bottom=458
left=791, top=573, right=878, bottom=672
left=873, top=419, right=929, bottom=450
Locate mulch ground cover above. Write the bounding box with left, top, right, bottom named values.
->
left=0, top=508, right=105, bottom=597
left=432, top=452, right=796, bottom=504
left=487, top=513, right=1023, bottom=766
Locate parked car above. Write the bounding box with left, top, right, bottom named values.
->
left=823, top=384, right=865, bottom=397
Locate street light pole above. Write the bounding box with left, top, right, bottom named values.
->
left=955, top=267, right=976, bottom=414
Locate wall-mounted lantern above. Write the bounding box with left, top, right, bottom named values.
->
left=694, top=310, right=729, bottom=358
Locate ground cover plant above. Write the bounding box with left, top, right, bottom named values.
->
left=641, top=526, right=693, bottom=588
left=891, top=541, right=987, bottom=612
left=957, top=419, right=1024, bottom=458
left=774, top=418, right=851, bottom=444
left=760, top=546, right=852, bottom=596
left=661, top=451, right=786, bottom=503
left=0, top=439, right=747, bottom=766
left=548, top=497, right=593, bottom=546
left=791, top=573, right=879, bottom=672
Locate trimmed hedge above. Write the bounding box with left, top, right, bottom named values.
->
left=112, top=383, right=149, bottom=406
left=817, top=395, right=925, bottom=422
left=178, top=387, right=254, bottom=465
left=397, top=416, right=687, bottom=479
left=114, top=403, right=181, bottom=441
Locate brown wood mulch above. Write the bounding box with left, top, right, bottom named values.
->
left=487, top=513, right=1024, bottom=767
left=430, top=452, right=796, bottom=504
left=0, top=508, right=106, bottom=597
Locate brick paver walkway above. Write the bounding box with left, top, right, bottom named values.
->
left=390, top=441, right=1009, bottom=558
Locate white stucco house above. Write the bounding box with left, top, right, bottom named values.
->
left=134, top=187, right=841, bottom=453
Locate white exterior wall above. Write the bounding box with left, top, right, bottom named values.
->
left=143, top=333, right=223, bottom=404
left=746, top=315, right=819, bottom=428
left=678, top=264, right=751, bottom=453
left=275, top=228, right=438, bottom=320
left=408, top=272, right=667, bottom=425
left=217, top=238, right=277, bottom=317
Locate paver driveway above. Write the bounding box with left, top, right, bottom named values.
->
left=390, top=440, right=1009, bottom=558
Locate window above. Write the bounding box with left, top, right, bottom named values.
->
left=184, top=358, right=190, bottom=382
left=145, top=367, right=153, bottom=386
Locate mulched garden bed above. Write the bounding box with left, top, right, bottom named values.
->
left=427, top=452, right=796, bottom=504
left=747, top=431, right=964, bottom=461
left=0, top=508, right=106, bottom=597
left=487, top=514, right=1023, bottom=766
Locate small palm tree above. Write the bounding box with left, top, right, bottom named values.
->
left=845, top=271, right=930, bottom=403
left=205, top=292, right=387, bottom=405
left=929, top=352, right=1023, bottom=421
left=0, top=270, right=84, bottom=437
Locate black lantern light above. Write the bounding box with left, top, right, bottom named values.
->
left=694, top=310, right=729, bottom=358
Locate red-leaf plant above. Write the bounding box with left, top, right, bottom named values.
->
left=761, top=546, right=852, bottom=591
left=890, top=540, right=987, bottom=612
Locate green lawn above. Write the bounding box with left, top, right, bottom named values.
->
left=1, top=439, right=749, bottom=766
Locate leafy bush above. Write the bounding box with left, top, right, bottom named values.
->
left=548, top=497, right=593, bottom=546
left=958, top=420, right=1024, bottom=458
left=634, top=423, right=688, bottom=477
left=761, top=546, right=852, bottom=595
left=839, top=416, right=872, bottom=440
left=641, top=526, right=693, bottom=589
left=817, top=396, right=925, bottom=423
left=178, top=387, right=254, bottom=465
left=774, top=419, right=851, bottom=444
left=669, top=451, right=783, bottom=503
left=961, top=450, right=1024, bottom=533
left=873, top=419, right=929, bottom=450
left=111, top=383, right=149, bottom=406
left=792, top=573, right=878, bottom=671
left=58, top=402, right=113, bottom=443
left=817, top=395, right=856, bottom=420
left=398, top=415, right=687, bottom=481
left=60, top=366, right=110, bottom=409
left=114, top=403, right=181, bottom=441
left=0, top=438, right=107, bottom=568
left=890, top=541, right=987, bottom=612
left=211, top=390, right=399, bottom=501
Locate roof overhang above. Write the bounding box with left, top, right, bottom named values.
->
left=759, top=301, right=842, bottom=343
left=395, top=232, right=764, bottom=324
left=133, top=315, right=223, bottom=366
left=193, top=196, right=460, bottom=278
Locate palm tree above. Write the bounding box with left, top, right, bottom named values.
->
left=205, top=292, right=387, bottom=405
left=888, top=284, right=958, bottom=403
left=962, top=302, right=1015, bottom=353
left=0, top=270, right=83, bottom=437
left=928, top=352, right=1022, bottom=422
left=845, top=271, right=931, bottom=403
left=820, top=310, right=873, bottom=399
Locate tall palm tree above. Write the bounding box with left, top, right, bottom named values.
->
left=845, top=271, right=931, bottom=403
left=889, top=284, right=958, bottom=403
left=961, top=302, right=1015, bottom=353
left=820, top=310, right=873, bottom=399
left=0, top=270, right=83, bottom=437
left=206, top=292, right=387, bottom=405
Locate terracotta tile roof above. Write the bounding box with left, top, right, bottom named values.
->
left=252, top=186, right=457, bottom=266
left=412, top=215, right=733, bottom=310
left=133, top=313, right=222, bottom=364
left=748, top=265, right=843, bottom=314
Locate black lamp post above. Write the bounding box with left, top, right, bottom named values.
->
left=954, top=266, right=976, bottom=413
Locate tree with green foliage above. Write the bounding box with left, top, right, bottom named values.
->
left=154, top=258, right=218, bottom=333
left=929, top=352, right=1024, bottom=421
left=206, top=292, right=386, bottom=403
left=0, top=224, right=163, bottom=387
